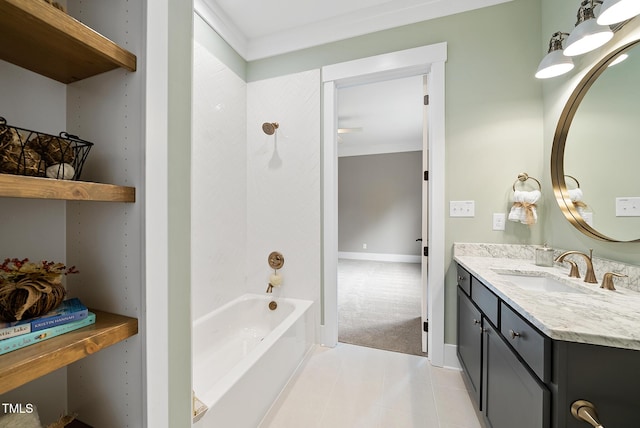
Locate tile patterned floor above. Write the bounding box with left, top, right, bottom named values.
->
left=260, top=343, right=485, bottom=428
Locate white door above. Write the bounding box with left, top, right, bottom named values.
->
left=421, top=75, right=429, bottom=353
left=321, top=43, right=447, bottom=366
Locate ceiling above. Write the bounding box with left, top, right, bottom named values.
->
left=337, top=76, right=424, bottom=157
left=195, top=0, right=512, bottom=61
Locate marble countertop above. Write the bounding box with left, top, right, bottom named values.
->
left=454, top=255, right=640, bottom=351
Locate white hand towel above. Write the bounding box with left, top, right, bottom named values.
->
left=509, top=190, right=541, bottom=225
left=567, top=188, right=587, bottom=216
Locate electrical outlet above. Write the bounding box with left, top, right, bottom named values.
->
left=493, top=213, right=506, bottom=231
left=616, top=197, right=640, bottom=217
left=362, top=243, right=367, bottom=249
left=450, top=201, right=475, bottom=217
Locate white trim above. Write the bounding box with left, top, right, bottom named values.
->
left=322, top=81, right=339, bottom=348
left=322, top=44, right=447, bottom=85
left=338, top=140, right=422, bottom=157
left=194, top=0, right=248, bottom=59
left=196, top=0, right=511, bottom=61
left=145, top=1, right=170, bottom=426
left=338, top=252, right=421, bottom=264
left=321, top=42, right=447, bottom=367
left=443, top=344, right=462, bottom=370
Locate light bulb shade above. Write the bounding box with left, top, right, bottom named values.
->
left=563, top=18, right=614, bottom=56
left=536, top=50, right=575, bottom=79
left=597, top=0, right=640, bottom=25
left=608, top=52, right=629, bottom=66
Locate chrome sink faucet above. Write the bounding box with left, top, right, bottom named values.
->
left=555, top=249, right=598, bottom=284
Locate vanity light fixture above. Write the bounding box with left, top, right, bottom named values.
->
left=536, top=32, right=575, bottom=79
left=597, top=0, right=640, bottom=25
left=563, top=0, right=614, bottom=57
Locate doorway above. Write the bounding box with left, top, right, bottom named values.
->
left=321, top=43, right=447, bottom=366
left=336, top=76, right=425, bottom=355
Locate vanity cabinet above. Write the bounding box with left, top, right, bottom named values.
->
left=457, top=263, right=640, bottom=428
left=456, top=286, right=483, bottom=407
left=483, top=321, right=549, bottom=428
left=457, top=265, right=550, bottom=428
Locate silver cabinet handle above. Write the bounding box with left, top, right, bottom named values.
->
left=571, top=400, right=605, bottom=428
left=509, top=329, right=521, bottom=339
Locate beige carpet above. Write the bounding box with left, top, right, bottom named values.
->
left=338, top=259, right=426, bottom=356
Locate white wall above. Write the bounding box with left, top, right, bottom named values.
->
left=192, top=20, right=321, bottom=345
left=0, top=60, right=69, bottom=424
left=192, top=36, right=248, bottom=321
left=246, top=70, right=321, bottom=318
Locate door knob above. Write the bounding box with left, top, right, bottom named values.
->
left=571, top=400, right=605, bottom=428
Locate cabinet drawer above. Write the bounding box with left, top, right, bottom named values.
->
left=500, top=303, right=550, bottom=382
left=457, top=264, right=471, bottom=295
left=471, top=277, right=498, bottom=326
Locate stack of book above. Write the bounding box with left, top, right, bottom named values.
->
left=0, top=298, right=95, bottom=355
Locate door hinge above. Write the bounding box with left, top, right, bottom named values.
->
left=423, top=246, right=429, bottom=257
left=424, top=95, right=429, bottom=106
left=423, top=321, right=429, bottom=332
left=424, top=171, right=428, bottom=181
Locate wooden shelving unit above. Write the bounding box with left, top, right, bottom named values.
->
left=0, top=1, right=142, bottom=421
left=0, top=174, right=135, bottom=202
left=0, top=0, right=137, bottom=83
left=0, top=310, right=138, bottom=395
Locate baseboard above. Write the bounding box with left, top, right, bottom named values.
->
left=442, top=343, right=461, bottom=370
left=338, top=251, right=421, bottom=263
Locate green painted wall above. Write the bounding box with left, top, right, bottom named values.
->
left=540, top=0, right=640, bottom=264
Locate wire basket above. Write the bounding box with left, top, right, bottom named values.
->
left=0, top=117, right=93, bottom=180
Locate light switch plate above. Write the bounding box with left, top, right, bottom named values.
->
left=450, top=200, right=475, bottom=217
left=492, top=213, right=506, bottom=231
left=616, top=197, right=640, bottom=217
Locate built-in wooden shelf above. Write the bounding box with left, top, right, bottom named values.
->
left=0, top=174, right=135, bottom=202
left=0, top=310, right=138, bottom=395
left=0, top=0, right=136, bottom=83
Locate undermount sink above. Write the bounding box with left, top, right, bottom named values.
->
left=496, top=272, right=588, bottom=294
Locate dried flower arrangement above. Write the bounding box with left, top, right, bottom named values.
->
left=43, top=0, right=67, bottom=13
left=0, top=258, right=78, bottom=322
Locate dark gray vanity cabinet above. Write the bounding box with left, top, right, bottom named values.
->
left=551, top=341, right=640, bottom=428
left=483, top=321, right=550, bottom=428
left=456, top=265, right=550, bottom=428
left=457, top=287, right=483, bottom=407
left=456, top=262, right=640, bottom=428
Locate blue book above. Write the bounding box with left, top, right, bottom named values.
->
left=0, top=312, right=96, bottom=356
left=0, top=298, right=88, bottom=340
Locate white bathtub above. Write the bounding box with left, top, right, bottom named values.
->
left=192, top=293, right=314, bottom=427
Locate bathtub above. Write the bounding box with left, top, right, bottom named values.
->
left=192, top=293, right=314, bottom=427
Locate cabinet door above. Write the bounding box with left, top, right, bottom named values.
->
left=483, top=322, right=550, bottom=428
left=457, top=287, right=483, bottom=408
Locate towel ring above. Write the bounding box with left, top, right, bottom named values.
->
left=564, top=174, right=580, bottom=189
left=512, top=173, right=541, bottom=191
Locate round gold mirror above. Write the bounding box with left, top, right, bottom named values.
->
left=551, top=37, right=640, bottom=242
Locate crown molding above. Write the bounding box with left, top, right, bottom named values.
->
left=196, top=0, right=512, bottom=61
